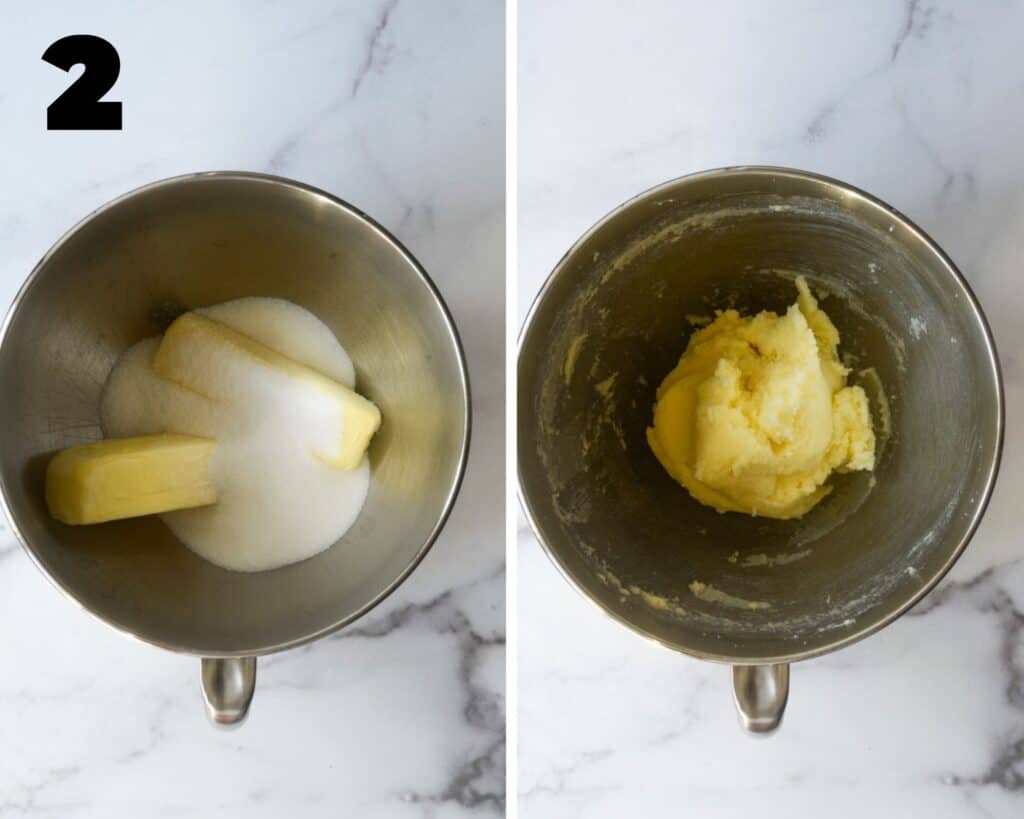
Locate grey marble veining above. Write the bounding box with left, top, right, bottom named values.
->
left=519, top=1, right=1023, bottom=816
left=0, top=1, right=504, bottom=817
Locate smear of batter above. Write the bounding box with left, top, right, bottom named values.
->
left=563, top=334, right=586, bottom=384
left=688, top=580, right=771, bottom=610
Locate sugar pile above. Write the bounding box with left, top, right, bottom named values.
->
left=101, top=297, right=370, bottom=572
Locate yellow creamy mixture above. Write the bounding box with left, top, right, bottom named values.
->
left=647, top=277, right=875, bottom=519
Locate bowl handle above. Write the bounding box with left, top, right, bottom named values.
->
left=201, top=657, right=257, bottom=727
left=732, top=663, right=789, bottom=734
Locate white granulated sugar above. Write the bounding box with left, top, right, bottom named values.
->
left=199, top=297, right=355, bottom=386
left=101, top=297, right=370, bottom=572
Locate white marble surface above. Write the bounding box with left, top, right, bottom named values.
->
left=519, top=1, right=1022, bottom=816
left=0, top=2, right=504, bottom=816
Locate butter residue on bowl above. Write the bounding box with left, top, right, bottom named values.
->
left=688, top=580, right=771, bottom=610
left=647, top=276, right=875, bottom=519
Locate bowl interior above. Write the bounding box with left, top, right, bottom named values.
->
left=0, top=174, right=468, bottom=655
left=518, top=170, right=1001, bottom=663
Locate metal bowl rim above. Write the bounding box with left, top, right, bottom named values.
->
left=517, top=164, right=1005, bottom=666
left=0, top=170, right=472, bottom=658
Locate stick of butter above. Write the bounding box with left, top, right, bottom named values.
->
left=152, top=312, right=381, bottom=470
left=46, top=434, right=217, bottom=525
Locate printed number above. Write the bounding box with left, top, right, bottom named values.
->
left=42, top=35, right=122, bottom=130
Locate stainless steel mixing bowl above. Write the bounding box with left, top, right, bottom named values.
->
left=0, top=172, right=470, bottom=725
left=518, top=167, right=1003, bottom=733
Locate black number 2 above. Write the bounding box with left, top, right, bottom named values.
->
left=42, top=35, right=122, bottom=130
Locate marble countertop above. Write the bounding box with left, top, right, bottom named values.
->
left=519, top=1, right=1022, bottom=816
left=0, top=2, right=504, bottom=816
